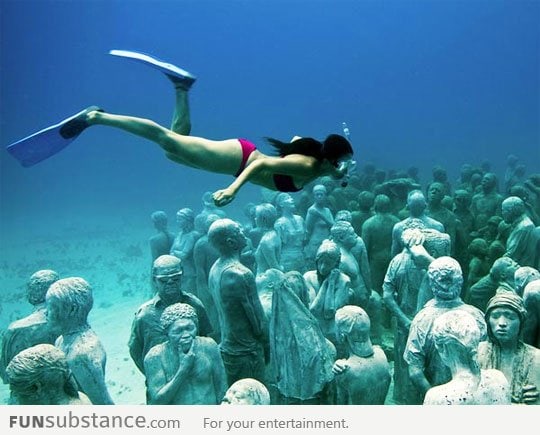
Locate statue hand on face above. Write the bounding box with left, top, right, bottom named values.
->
left=522, top=384, right=539, bottom=404
left=178, top=339, right=197, bottom=371
left=332, top=359, right=349, bottom=376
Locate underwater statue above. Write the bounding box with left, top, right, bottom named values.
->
left=129, top=255, right=212, bottom=374
left=332, top=305, right=391, bottom=405
left=274, top=193, right=307, bottom=273
left=0, top=269, right=59, bottom=383
left=253, top=203, right=282, bottom=276
left=6, top=344, right=91, bottom=405
left=424, top=310, right=510, bottom=405
left=478, top=292, right=540, bottom=404
left=46, top=277, right=114, bottom=405
left=144, top=303, right=227, bottom=405
left=221, top=378, right=271, bottom=405
left=208, top=218, right=268, bottom=386
left=471, top=172, right=503, bottom=231
left=403, top=257, right=487, bottom=404
left=148, top=211, right=175, bottom=264
left=269, top=271, right=335, bottom=404
left=304, top=184, right=335, bottom=270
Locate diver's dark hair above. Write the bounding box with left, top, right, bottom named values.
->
left=266, top=134, right=353, bottom=162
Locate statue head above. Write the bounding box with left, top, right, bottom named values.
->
left=151, top=211, right=168, bottom=231
left=357, top=191, right=375, bottom=211
left=176, top=208, right=195, bottom=230
left=221, top=378, right=270, bottom=405
left=46, top=277, right=93, bottom=331
left=489, top=257, right=519, bottom=288
left=312, top=184, right=328, bottom=203
left=407, top=190, right=427, bottom=217
left=514, top=266, right=540, bottom=297
left=254, top=203, right=278, bottom=230
left=330, top=220, right=357, bottom=249
left=501, top=196, right=525, bottom=224
left=335, top=305, right=373, bottom=357
left=27, top=269, right=59, bottom=306
left=454, top=189, right=472, bottom=210
left=152, top=255, right=184, bottom=303
left=432, top=165, right=448, bottom=183
left=335, top=209, right=352, bottom=223
left=428, top=257, right=463, bottom=301
left=481, top=172, right=497, bottom=193
left=315, top=239, right=341, bottom=277
left=275, top=193, right=295, bottom=213
left=459, top=164, right=474, bottom=182
left=468, top=238, right=488, bottom=258
left=373, top=194, right=391, bottom=213
left=6, top=344, right=80, bottom=405
left=485, top=292, right=527, bottom=343
left=208, top=219, right=247, bottom=255
left=432, top=310, right=481, bottom=371
left=427, top=182, right=445, bottom=205
left=160, top=303, right=198, bottom=353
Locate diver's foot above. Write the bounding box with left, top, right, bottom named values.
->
left=109, top=49, right=197, bottom=90
left=59, top=106, right=104, bottom=139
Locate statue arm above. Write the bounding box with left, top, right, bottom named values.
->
left=70, top=348, right=114, bottom=405
left=193, top=242, right=208, bottom=294
left=145, top=345, right=195, bottom=405
left=382, top=271, right=412, bottom=330
left=128, top=318, right=145, bottom=374
left=208, top=341, right=228, bottom=403
left=357, top=241, right=373, bottom=291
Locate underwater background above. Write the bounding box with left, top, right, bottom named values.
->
left=0, top=0, right=538, bottom=404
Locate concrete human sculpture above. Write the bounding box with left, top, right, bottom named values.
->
left=424, top=310, right=510, bottom=405
left=144, top=303, right=227, bottom=404
left=46, top=277, right=114, bottom=404
left=404, top=257, right=487, bottom=403
left=478, top=292, right=540, bottom=404
left=221, top=378, right=271, bottom=405
left=6, top=344, right=91, bottom=405
left=332, top=306, right=390, bottom=405
left=270, top=271, right=335, bottom=404
left=274, top=193, right=306, bottom=273
left=208, top=218, right=268, bottom=385
left=129, top=255, right=211, bottom=374
left=0, top=269, right=59, bottom=383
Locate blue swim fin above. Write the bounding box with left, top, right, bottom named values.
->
left=109, top=49, right=197, bottom=89
left=6, top=106, right=101, bottom=167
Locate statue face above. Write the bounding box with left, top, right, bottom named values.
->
left=316, top=255, right=338, bottom=277
left=221, top=384, right=258, bottom=405
left=168, top=318, right=197, bottom=353
left=154, top=268, right=183, bottom=302
left=279, top=194, right=295, bottom=210
left=488, top=307, right=520, bottom=344
left=481, top=174, right=495, bottom=191
left=313, top=186, right=327, bottom=203
left=427, top=184, right=444, bottom=203
left=501, top=201, right=516, bottom=224
left=45, top=296, right=69, bottom=332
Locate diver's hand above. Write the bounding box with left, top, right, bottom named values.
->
left=213, top=188, right=235, bottom=207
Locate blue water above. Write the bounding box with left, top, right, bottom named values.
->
left=1, top=0, right=539, bottom=234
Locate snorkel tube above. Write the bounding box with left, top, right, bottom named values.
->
left=338, top=122, right=356, bottom=187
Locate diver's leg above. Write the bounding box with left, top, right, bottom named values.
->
left=87, top=111, right=242, bottom=174
left=170, top=85, right=191, bottom=135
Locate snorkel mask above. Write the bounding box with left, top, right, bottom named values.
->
left=336, top=158, right=357, bottom=187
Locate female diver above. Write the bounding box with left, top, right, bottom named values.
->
left=67, top=51, right=355, bottom=207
